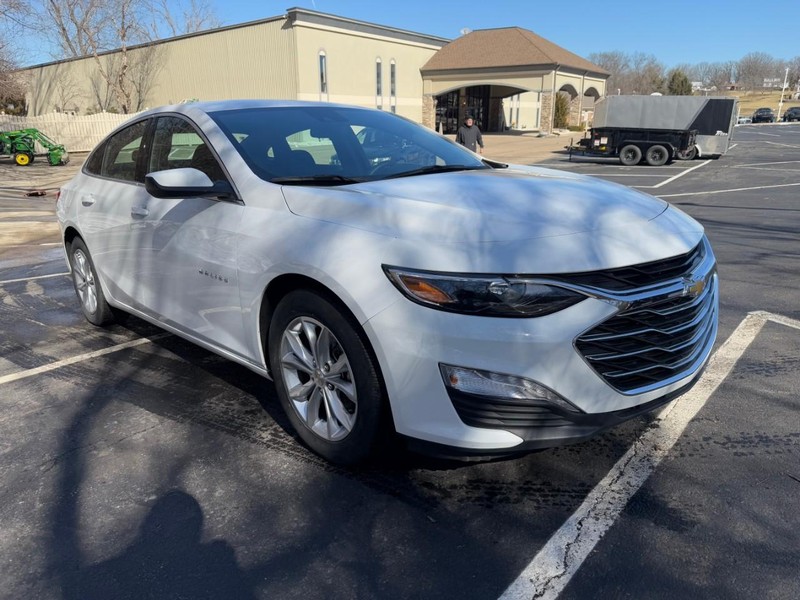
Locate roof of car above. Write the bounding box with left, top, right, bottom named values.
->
left=138, top=99, right=377, bottom=119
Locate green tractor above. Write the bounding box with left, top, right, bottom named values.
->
left=0, top=128, right=69, bottom=166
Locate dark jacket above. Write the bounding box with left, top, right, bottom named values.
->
left=455, top=124, right=484, bottom=152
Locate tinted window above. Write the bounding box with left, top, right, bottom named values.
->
left=84, top=141, right=105, bottom=175
left=98, top=120, right=148, bottom=182
left=148, top=116, right=227, bottom=183
left=209, top=106, right=484, bottom=183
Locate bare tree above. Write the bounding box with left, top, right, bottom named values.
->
left=629, top=53, right=666, bottom=95
left=737, top=52, right=778, bottom=91
left=705, top=61, right=736, bottom=91
left=147, top=0, right=221, bottom=38
left=32, top=0, right=217, bottom=113
left=0, top=1, right=28, bottom=111
left=0, top=0, right=29, bottom=25
left=0, top=44, right=26, bottom=112
left=588, top=51, right=629, bottom=94
left=588, top=51, right=665, bottom=95
left=784, top=56, right=800, bottom=90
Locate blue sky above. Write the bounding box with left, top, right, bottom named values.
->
left=217, top=0, right=798, bottom=67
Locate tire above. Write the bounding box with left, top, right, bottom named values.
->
left=619, top=144, right=642, bottom=166
left=268, top=289, right=388, bottom=465
left=14, top=152, right=32, bottom=166
left=69, top=238, right=116, bottom=326
left=677, top=146, right=697, bottom=161
left=645, top=144, right=669, bottom=166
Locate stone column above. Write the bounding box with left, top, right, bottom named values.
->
left=540, top=91, right=553, bottom=134
left=569, top=94, right=582, bottom=127
left=422, top=94, right=436, bottom=129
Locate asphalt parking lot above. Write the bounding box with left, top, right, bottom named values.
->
left=1, top=124, right=798, bottom=599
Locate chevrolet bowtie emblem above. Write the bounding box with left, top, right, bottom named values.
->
left=682, top=275, right=706, bottom=298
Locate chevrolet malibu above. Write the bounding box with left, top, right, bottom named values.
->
left=57, top=100, right=718, bottom=465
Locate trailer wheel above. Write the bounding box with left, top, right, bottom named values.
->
left=677, top=146, right=697, bottom=161
left=14, top=153, right=32, bottom=166
left=645, top=145, right=669, bottom=166
left=619, top=144, right=642, bottom=166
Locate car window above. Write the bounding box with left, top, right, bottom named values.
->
left=148, top=115, right=228, bottom=183
left=209, top=106, right=483, bottom=183
left=286, top=129, right=337, bottom=167
left=98, top=120, right=148, bottom=182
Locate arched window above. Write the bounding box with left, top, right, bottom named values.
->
left=390, top=59, right=396, bottom=113
left=375, top=58, right=383, bottom=110
left=318, top=50, right=328, bottom=101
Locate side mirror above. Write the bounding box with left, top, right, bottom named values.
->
left=144, top=168, right=235, bottom=200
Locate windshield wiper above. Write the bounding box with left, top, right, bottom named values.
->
left=270, top=174, right=366, bottom=186
left=382, top=164, right=489, bottom=180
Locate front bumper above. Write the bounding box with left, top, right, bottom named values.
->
left=363, top=242, right=718, bottom=454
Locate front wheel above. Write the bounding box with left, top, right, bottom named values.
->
left=268, top=289, right=388, bottom=465
left=14, top=152, right=32, bottom=166
left=69, top=238, right=116, bottom=326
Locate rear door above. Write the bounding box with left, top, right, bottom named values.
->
left=75, top=118, right=152, bottom=308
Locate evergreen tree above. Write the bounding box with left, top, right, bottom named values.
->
left=667, top=69, right=693, bottom=95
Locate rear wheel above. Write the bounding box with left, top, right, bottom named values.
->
left=645, top=144, right=669, bottom=166
left=69, top=238, right=115, bottom=326
left=619, top=144, right=642, bottom=166
left=677, top=146, right=697, bottom=161
left=268, top=289, right=388, bottom=465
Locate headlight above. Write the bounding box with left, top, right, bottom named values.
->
left=383, top=266, right=585, bottom=317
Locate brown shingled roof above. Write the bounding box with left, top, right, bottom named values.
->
left=421, top=27, right=609, bottom=75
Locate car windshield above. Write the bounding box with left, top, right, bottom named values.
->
left=208, top=106, right=488, bottom=185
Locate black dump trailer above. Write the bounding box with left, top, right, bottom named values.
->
left=572, top=96, right=738, bottom=165
left=575, top=127, right=697, bottom=166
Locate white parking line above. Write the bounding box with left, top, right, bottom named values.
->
left=764, top=142, right=800, bottom=149
left=499, top=311, right=799, bottom=600
left=734, top=160, right=800, bottom=167
left=0, top=334, right=170, bottom=386
left=573, top=174, right=667, bottom=178
left=644, top=160, right=711, bottom=189
left=0, top=272, right=69, bottom=285
left=657, top=182, right=800, bottom=198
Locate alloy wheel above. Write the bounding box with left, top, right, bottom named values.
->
left=279, top=316, right=358, bottom=442
left=72, top=249, right=98, bottom=315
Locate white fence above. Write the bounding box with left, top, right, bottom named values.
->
left=0, top=111, right=144, bottom=153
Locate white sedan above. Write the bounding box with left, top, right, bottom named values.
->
left=57, top=100, right=718, bottom=465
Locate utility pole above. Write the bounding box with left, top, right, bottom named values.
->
left=777, top=67, right=789, bottom=121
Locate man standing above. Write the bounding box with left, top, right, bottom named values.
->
left=455, top=114, right=484, bottom=154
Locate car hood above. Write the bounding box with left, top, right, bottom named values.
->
left=281, top=167, right=669, bottom=243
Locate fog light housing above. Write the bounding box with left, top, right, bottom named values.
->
left=439, top=364, right=580, bottom=413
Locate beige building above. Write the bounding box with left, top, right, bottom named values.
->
left=21, top=8, right=607, bottom=133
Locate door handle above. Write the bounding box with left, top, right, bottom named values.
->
left=81, top=194, right=95, bottom=206
left=131, top=206, right=149, bottom=217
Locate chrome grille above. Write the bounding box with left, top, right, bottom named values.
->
left=576, top=272, right=717, bottom=394
left=544, top=242, right=705, bottom=291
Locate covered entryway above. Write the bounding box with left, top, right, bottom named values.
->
left=421, top=27, right=608, bottom=133
left=434, top=85, right=541, bottom=134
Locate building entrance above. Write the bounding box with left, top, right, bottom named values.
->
left=435, top=85, right=490, bottom=134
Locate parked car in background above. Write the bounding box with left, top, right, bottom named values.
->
left=56, top=100, right=719, bottom=465
left=751, top=107, right=776, bottom=123
left=736, top=115, right=752, bottom=125
left=782, top=107, right=800, bottom=122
